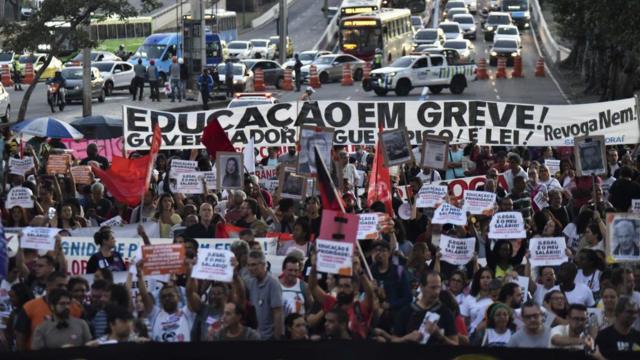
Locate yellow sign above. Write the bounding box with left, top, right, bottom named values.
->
left=343, top=7, right=375, bottom=15
left=342, top=19, right=378, bottom=27
left=343, top=43, right=357, bottom=50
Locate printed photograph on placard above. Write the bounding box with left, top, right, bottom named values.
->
left=420, top=135, right=449, bottom=170
left=296, top=126, right=334, bottom=176
left=380, top=128, right=413, bottom=167
left=575, top=135, right=606, bottom=176
left=216, top=152, right=244, bottom=190
left=606, top=213, right=640, bottom=262
left=278, top=168, right=307, bottom=200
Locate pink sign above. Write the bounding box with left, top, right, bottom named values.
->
left=62, top=138, right=123, bottom=162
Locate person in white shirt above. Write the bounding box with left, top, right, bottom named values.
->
left=533, top=266, right=557, bottom=306
left=278, top=256, right=312, bottom=316
left=550, top=262, right=595, bottom=307
left=574, top=249, right=603, bottom=296
left=549, top=304, right=595, bottom=350
left=137, top=261, right=196, bottom=342
left=538, top=165, right=562, bottom=191
left=417, top=167, right=442, bottom=184
left=503, top=154, right=528, bottom=190
left=461, top=268, right=497, bottom=335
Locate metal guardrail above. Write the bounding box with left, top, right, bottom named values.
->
left=313, top=11, right=339, bottom=51
left=530, top=0, right=571, bottom=63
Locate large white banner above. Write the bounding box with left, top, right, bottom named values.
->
left=123, top=99, right=639, bottom=150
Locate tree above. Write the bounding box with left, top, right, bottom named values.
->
left=0, top=0, right=160, bottom=122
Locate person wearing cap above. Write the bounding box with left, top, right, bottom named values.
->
left=147, top=59, right=160, bottom=102
left=371, top=240, right=412, bottom=323
left=169, top=56, right=182, bottom=102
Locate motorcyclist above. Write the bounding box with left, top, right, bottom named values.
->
left=372, top=48, right=383, bottom=70
left=46, top=70, right=66, bottom=110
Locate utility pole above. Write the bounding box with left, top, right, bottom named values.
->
left=278, top=0, right=287, bottom=64
left=200, top=0, right=206, bottom=70
left=82, top=18, right=91, bottom=117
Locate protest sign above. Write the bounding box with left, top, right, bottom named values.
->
left=316, top=239, right=354, bottom=276
left=176, top=172, right=204, bottom=194
left=533, top=191, right=549, bottom=210
left=20, top=227, right=61, bottom=251
left=432, top=203, right=467, bottom=226
left=443, top=174, right=509, bottom=200
left=544, top=159, right=561, bottom=175
left=62, top=138, right=123, bottom=162
left=631, top=199, right=640, bottom=214
left=462, top=190, right=496, bottom=215
left=168, top=160, right=198, bottom=179
left=357, top=213, right=386, bottom=240
left=192, top=249, right=234, bottom=282
left=260, top=179, right=279, bottom=193
left=528, top=237, right=568, bottom=266
left=142, top=244, right=185, bottom=276
left=70, top=166, right=92, bottom=185
left=46, top=154, right=71, bottom=175
left=415, top=185, right=448, bottom=208
left=197, top=238, right=278, bottom=256
left=9, top=157, right=34, bottom=176
left=419, top=312, right=441, bottom=344
left=100, top=216, right=123, bottom=227
left=123, top=99, right=639, bottom=150
left=489, top=212, right=527, bottom=239
left=606, top=212, right=640, bottom=263
left=69, top=222, right=160, bottom=238
left=440, top=235, right=475, bottom=265
left=5, top=187, right=34, bottom=209
left=255, top=166, right=278, bottom=180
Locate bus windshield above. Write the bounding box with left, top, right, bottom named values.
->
left=502, top=0, right=528, bottom=11
left=135, top=45, right=166, bottom=59
left=341, top=28, right=380, bottom=53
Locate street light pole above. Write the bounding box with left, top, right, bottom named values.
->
left=82, top=18, right=91, bottom=117
left=278, top=0, right=287, bottom=65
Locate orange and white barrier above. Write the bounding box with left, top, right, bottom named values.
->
left=253, top=68, right=266, bottom=91
left=1, top=65, right=13, bottom=87
left=309, top=65, right=321, bottom=89
left=495, top=58, right=507, bottom=79
left=282, top=69, right=294, bottom=91
left=341, top=63, right=353, bottom=86
left=535, top=56, right=545, bottom=77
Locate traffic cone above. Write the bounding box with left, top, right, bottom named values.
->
left=476, top=58, right=489, bottom=80
left=253, top=67, right=265, bottom=91
left=341, top=63, right=353, bottom=86
left=363, top=62, right=372, bottom=81
left=309, top=64, right=321, bottom=89
left=282, top=69, right=294, bottom=91
left=1, top=65, right=13, bottom=87
left=511, top=55, right=524, bottom=78
left=535, top=56, right=545, bottom=77
left=495, top=58, right=507, bottom=79
left=23, top=63, right=34, bottom=85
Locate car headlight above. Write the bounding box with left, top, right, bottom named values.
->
left=387, top=72, right=397, bottom=77
left=490, top=51, right=497, bottom=57
left=524, top=11, right=530, bottom=19
left=470, top=26, right=476, bottom=32
left=511, top=52, right=518, bottom=57
left=486, top=26, right=494, bottom=31
left=74, top=85, right=80, bottom=90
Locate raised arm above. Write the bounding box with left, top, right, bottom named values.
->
left=136, top=260, right=154, bottom=316
left=308, top=251, right=328, bottom=304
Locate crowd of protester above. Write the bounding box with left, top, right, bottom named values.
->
left=0, top=132, right=638, bottom=360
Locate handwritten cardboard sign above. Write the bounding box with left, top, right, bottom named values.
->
left=192, top=249, right=234, bottom=282
left=415, top=185, right=448, bottom=208
left=142, top=244, right=185, bottom=276
left=489, top=211, right=526, bottom=239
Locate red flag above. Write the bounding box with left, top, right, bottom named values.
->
left=367, top=135, right=394, bottom=217
left=91, top=125, right=161, bottom=207
left=314, top=146, right=344, bottom=211
left=202, top=118, right=235, bottom=160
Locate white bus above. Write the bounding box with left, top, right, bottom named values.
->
left=339, top=8, right=413, bottom=64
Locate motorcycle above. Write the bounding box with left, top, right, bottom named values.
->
left=47, top=83, right=65, bottom=113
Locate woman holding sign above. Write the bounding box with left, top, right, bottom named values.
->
left=86, top=226, right=126, bottom=274
left=154, top=194, right=182, bottom=238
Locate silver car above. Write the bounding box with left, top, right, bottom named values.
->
left=300, top=54, right=365, bottom=83
left=241, top=59, right=286, bottom=88
left=283, top=50, right=332, bottom=70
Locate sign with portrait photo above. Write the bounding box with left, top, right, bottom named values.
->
left=606, top=213, right=640, bottom=263
left=420, top=135, right=449, bottom=170
left=216, top=152, right=244, bottom=190
left=575, top=135, right=606, bottom=176
left=278, top=168, right=307, bottom=200
left=296, top=126, right=334, bottom=177
left=380, top=128, right=413, bottom=167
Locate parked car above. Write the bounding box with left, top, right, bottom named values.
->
left=62, top=67, right=106, bottom=103
left=217, top=62, right=254, bottom=93
left=0, top=83, right=10, bottom=122
left=64, top=51, right=121, bottom=67
left=227, top=93, right=278, bottom=108
left=300, top=54, right=365, bottom=83
left=227, top=41, right=255, bottom=60
left=283, top=50, right=332, bottom=69
left=18, top=53, right=63, bottom=80
left=242, top=59, right=286, bottom=88
left=250, top=39, right=276, bottom=60
left=94, top=61, right=135, bottom=96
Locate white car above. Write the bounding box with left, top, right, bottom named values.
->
left=217, top=62, right=254, bottom=93
left=0, top=83, right=10, bottom=122
left=250, top=39, right=275, bottom=60
left=0, top=51, right=15, bottom=71
left=443, top=39, right=476, bottom=63
left=414, top=29, right=446, bottom=46
left=94, top=61, right=135, bottom=96
left=452, top=14, right=477, bottom=40
left=227, top=41, right=255, bottom=60
left=494, top=25, right=522, bottom=48
left=283, top=50, right=332, bottom=69
left=439, top=22, right=463, bottom=40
